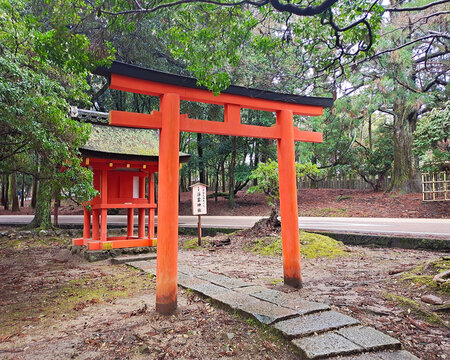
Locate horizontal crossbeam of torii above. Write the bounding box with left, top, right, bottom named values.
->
left=96, top=61, right=333, bottom=314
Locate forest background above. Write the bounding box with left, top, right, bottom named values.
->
left=0, top=0, right=448, bottom=228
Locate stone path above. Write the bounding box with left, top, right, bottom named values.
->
left=122, top=257, right=419, bottom=360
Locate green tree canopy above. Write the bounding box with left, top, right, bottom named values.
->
left=0, top=0, right=113, bottom=227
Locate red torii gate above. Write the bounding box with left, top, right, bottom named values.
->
left=96, top=61, right=333, bottom=314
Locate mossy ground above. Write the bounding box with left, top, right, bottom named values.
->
left=400, top=258, right=450, bottom=295
left=0, top=265, right=155, bottom=338
left=384, top=293, right=449, bottom=328
left=182, top=238, right=203, bottom=250
left=1, top=235, right=71, bottom=249
left=247, top=231, right=349, bottom=259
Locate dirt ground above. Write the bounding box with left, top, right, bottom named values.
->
left=2, top=189, right=448, bottom=218
left=0, top=231, right=449, bottom=360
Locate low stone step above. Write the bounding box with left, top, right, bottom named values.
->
left=237, top=299, right=299, bottom=324
left=275, top=311, right=360, bottom=339
left=110, top=254, right=156, bottom=264
left=249, top=288, right=330, bottom=315
left=292, top=326, right=404, bottom=360
left=336, top=326, right=401, bottom=352
left=178, top=264, right=209, bottom=276
left=337, top=350, right=419, bottom=360
left=196, top=272, right=251, bottom=289
left=125, top=260, right=156, bottom=273
left=292, top=332, right=363, bottom=359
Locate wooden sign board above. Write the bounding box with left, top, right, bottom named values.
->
left=191, top=183, right=207, bottom=215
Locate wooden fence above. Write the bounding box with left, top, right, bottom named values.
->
left=422, top=172, right=449, bottom=201
left=298, top=174, right=391, bottom=191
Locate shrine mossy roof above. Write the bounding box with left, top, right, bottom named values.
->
left=80, top=123, right=190, bottom=162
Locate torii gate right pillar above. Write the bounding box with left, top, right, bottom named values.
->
left=277, top=109, right=302, bottom=288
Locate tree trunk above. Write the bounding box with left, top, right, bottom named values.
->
left=11, top=172, right=19, bottom=212
left=28, top=178, right=52, bottom=229
left=389, top=101, right=421, bottom=193
left=3, top=174, right=9, bottom=210
left=214, top=162, right=220, bottom=203
left=253, top=140, right=259, bottom=186
left=221, top=163, right=226, bottom=193
left=31, top=175, right=38, bottom=209
left=197, top=133, right=205, bottom=184
left=1, top=175, right=5, bottom=207
left=20, top=173, right=25, bottom=207
left=228, top=137, right=237, bottom=208
left=53, top=186, right=61, bottom=227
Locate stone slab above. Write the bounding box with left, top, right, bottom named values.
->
left=237, top=300, right=299, bottom=324
left=337, top=353, right=386, bottom=359
left=214, top=277, right=251, bottom=289
left=213, top=292, right=260, bottom=309
left=111, top=254, right=156, bottom=264
left=178, top=265, right=209, bottom=276
left=337, top=326, right=401, bottom=351
left=234, top=285, right=268, bottom=295
left=377, top=351, right=420, bottom=360
left=177, top=272, right=194, bottom=282
left=195, top=272, right=250, bottom=289
left=292, top=333, right=362, bottom=359
left=274, top=310, right=360, bottom=339
left=338, top=351, right=419, bottom=360
left=251, top=289, right=329, bottom=315
left=190, top=283, right=231, bottom=298
left=126, top=260, right=156, bottom=274
left=177, top=276, right=210, bottom=289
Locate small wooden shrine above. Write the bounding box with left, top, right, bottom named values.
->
left=72, top=118, right=189, bottom=251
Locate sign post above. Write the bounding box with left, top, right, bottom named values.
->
left=191, top=183, right=207, bottom=246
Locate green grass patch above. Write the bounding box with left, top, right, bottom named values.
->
left=247, top=231, right=349, bottom=259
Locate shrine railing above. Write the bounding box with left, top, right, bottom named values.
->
left=422, top=172, right=449, bottom=201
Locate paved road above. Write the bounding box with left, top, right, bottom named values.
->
left=1, top=215, right=449, bottom=239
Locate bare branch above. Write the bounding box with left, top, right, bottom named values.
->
left=357, top=34, right=449, bottom=66
left=386, top=0, right=450, bottom=12
left=100, top=0, right=269, bottom=16
left=269, top=0, right=337, bottom=16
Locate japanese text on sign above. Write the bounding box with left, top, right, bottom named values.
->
left=192, top=183, right=207, bottom=215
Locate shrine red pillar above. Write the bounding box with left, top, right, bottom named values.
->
left=83, top=208, right=91, bottom=239
left=100, top=169, right=108, bottom=242
left=148, top=173, right=155, bottom=239
left=127, top=208, right=134, bottom=237
left=92, top=171, right=100, bottom=240
left=277, top=109, right=302, bottom=288
left=138, top=176, right=145, bottom=238
left=156, top=93, right=180, bottom=314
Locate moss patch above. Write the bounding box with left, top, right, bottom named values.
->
left=247, top=231, right=349, bottom=259
left=1, top=236, right=71, bottom=249
left=182, top=238, right=202, bottom=250
left=400, top=258, right=450, bottom=295
left=336, top=195, right=352, bottom=202
left=384, top=293, right=449, bottom=328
